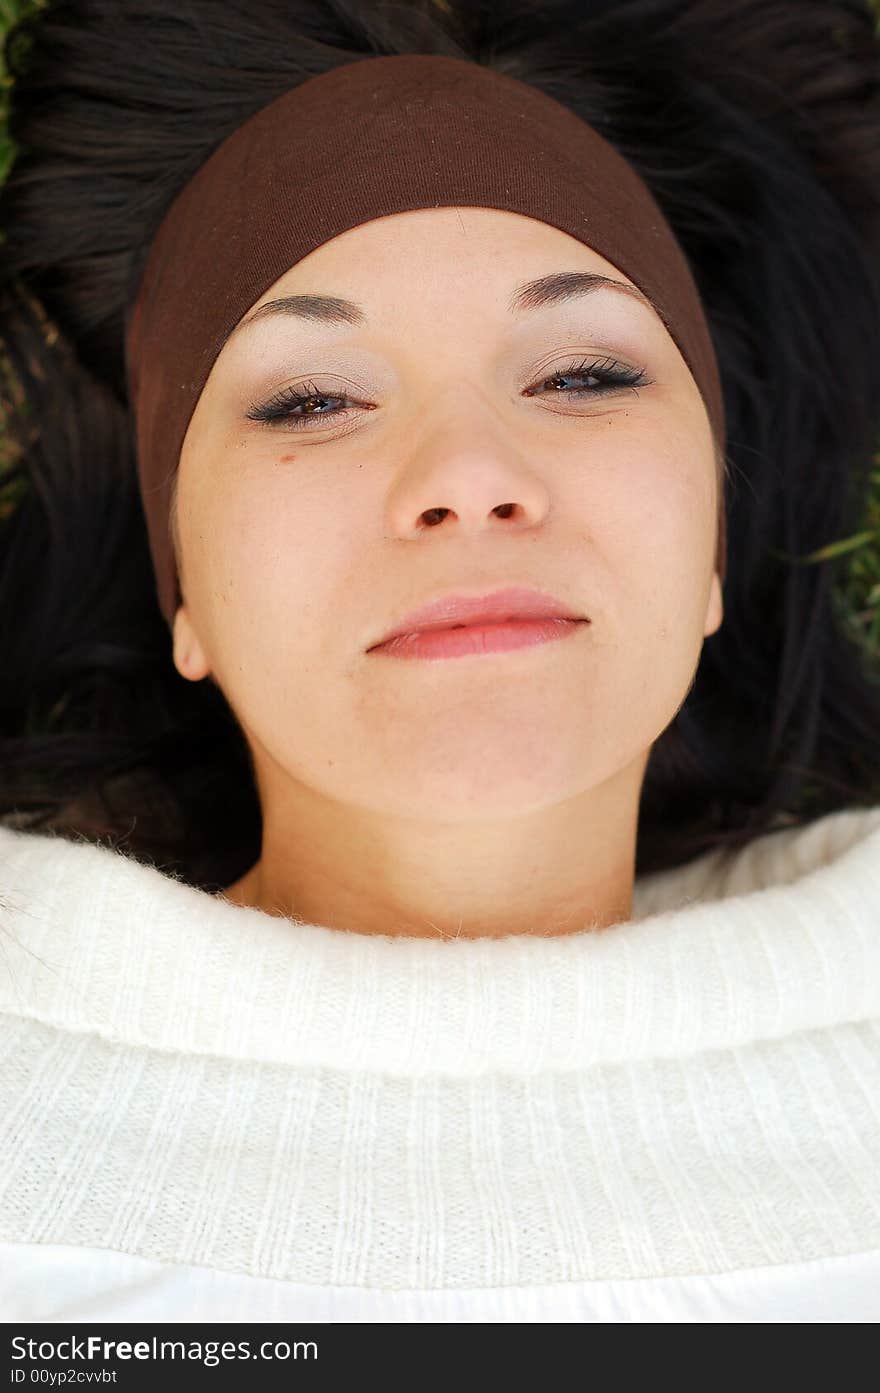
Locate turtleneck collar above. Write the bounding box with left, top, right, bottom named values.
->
left=1, top=805, right=879, bottom=1076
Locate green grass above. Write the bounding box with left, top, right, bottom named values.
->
left=0, top=0, right=44, bottom=183
left=0, top=0, right=878, bottom=671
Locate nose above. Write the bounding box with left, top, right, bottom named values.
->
left=420, top=500, right=512, bottom=525
left=383, top=418, right=553, bottom=541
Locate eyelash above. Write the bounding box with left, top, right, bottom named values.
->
left=245, top=356, right=652, bottom=430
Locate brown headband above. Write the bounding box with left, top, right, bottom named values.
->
left=124, top=53, right=727, bottom=630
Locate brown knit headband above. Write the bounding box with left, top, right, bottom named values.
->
left=124, top=53, right=727, bottom=630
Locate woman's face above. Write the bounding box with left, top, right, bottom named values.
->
left=172, top=207, right=722, bottom=827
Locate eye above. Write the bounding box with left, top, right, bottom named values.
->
left=245, top=378, right=360, bottom=429
left=524, top=356, right=651, bottom=401
left=245, top=357, right=651, bottom=430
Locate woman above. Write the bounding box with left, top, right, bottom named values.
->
left=1, top=0, right=879, bottom=1322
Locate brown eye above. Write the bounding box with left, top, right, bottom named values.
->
left=246, top=356, right=651, bottom=431
left=246, top=379, right=357, bottom=428
left=525, top=356, right=650, bottom=400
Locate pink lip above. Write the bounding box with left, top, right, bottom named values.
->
left=371, top=617, right=585, bottom=661
left=368, top=585, right=588, bottom=658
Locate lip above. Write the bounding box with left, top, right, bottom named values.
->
left=367, top=586, right=587, bottom=651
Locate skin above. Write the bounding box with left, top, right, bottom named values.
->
left=171, top=207, right=723, bottom=938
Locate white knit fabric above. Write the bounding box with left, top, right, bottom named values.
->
left=1, top=806, right=880, bottom=1323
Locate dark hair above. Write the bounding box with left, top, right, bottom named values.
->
left=1, top=0, right=879, bottom=892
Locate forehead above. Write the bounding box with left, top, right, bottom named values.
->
left=269, top=206, right=620, bottom=271
left=229, top=208, right=660, bottom=344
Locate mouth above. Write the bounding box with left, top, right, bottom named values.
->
left=368, top=585, right=587, bottom=652
left=369, top=617, right=586, bottom=661
left=367, top=584, right=589, bottom=661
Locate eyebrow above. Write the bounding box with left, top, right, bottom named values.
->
left=229, top=271, right=660, bottom=339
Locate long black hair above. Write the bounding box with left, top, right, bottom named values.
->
left=1, top=0, right=879, bottom=893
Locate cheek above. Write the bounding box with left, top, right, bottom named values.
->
left=598, top=420, right=714, bottom=570
left=574, top=423, right=714, bottom=651
left=182, top=461, right=355, bottom=660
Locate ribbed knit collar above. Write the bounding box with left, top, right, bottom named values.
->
left=2, top=806, right=879, bottom=1076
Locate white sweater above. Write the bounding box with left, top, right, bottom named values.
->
left=1, top=806, right=880, bottom=1324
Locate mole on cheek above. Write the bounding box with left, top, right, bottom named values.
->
left=279, top=453, right=298, bottom=464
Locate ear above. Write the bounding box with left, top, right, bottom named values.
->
left=704, top=569, right=724, bottom=639
left=172, top=604, right=212, bottom=682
